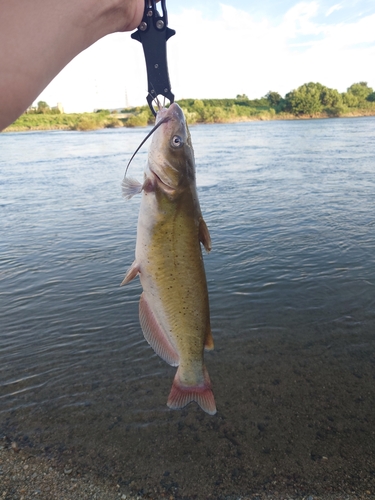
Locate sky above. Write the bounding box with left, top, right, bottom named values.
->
left=35, top=0, right=375, bottom=113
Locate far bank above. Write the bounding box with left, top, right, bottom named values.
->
left=4, top=82, right=375, bottom=132
left=4, top=107, right=375, bottom=133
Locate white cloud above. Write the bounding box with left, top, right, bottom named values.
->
left=35, top=2, right=375, bottom=112
left=282, top=1, right=321, bottom=37
left=325, top=4, right=342, bottom=16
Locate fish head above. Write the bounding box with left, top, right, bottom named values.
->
left=147, top=103, right=195, bottom=197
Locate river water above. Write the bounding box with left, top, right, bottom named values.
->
left=1, top=117, right=375, bottom=498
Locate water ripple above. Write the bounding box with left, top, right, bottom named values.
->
left=1, top=117, right=375, bottom=415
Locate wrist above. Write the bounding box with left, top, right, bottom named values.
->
left=86, top=0, right=143, bottom=37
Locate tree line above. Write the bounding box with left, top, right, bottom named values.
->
left=28, top=82, right=375, bottom=121
left=6, top=81, right=375, bottom=131
left=155, top=81, right=375, bottom=125
left=266, top=81, right=375, bottom=116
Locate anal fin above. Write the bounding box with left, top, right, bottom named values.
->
left=139, top=293, right=179, bottom=367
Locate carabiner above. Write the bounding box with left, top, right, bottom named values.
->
left=131, top=0, right=175, bottom=116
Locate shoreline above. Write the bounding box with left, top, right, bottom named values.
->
left=3, top=109, right=375, bottom=133
left=2, top=326, right=375, bottom=500
left=1, top=439, right=374, bottom=500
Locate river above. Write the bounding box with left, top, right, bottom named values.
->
left=1, top=117, right=375, bottom=498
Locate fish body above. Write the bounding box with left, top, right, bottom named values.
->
left=122, top=103, right=216, bottom=415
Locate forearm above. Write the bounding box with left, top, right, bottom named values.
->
left=0, top=0, right=143, bottom=130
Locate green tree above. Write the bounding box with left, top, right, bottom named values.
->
left=347, top=82, right=373, bottom=102
left=192, top=99, right=205, bottom=121
left=266, top=91, right=282, bottom=107
left=37, top=101, right=50, bottom=114
left=285, top=82, right=323, bottom=115
left=342, top=92, right=358, bottom=107
left=285, top=82, right=346, bottom=115
left=320, top=87, right=342, bottom=107
left=367, top=92, right=375, bottom=102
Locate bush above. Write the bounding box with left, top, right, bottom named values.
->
left=203, top=106, right=227, bottom=123
left=124, top=111, right=150, bottom=127
left=324, top=105, right=347, bottom=117
left=181, top=109, right=199, bottom=125
left=104, top=117, right=123, bottom=128
left=70, top=115, right=101, bottom=131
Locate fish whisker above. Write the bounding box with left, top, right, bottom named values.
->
left=124, top=115, right=170, bottom=180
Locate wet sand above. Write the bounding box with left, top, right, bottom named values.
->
left=1, top=322, right=375, bottom=500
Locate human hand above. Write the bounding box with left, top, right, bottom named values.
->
left=0, top=0, right=147, bottom=130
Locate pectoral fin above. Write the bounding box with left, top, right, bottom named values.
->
left=120, top=261, right=140, bottom=285
left=139, top=293, right=179, bottom=367
left=122, top=177, right=143, bottom=200
left=199, top=218, right=212, bottom=252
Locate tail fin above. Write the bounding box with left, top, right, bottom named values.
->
left=167, top=366, right=216, bottom=415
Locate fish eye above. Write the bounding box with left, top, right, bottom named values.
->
left=171, top=135, right=183, bottom=148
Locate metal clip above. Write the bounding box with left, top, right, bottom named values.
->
left=131, top=0, right=175, bottom=116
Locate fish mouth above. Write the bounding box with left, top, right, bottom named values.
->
left=156, top=103, right=183, bottom=124
left=156, top=108, right=172, bottom=124
left=149, top=167, right=176, bottom=195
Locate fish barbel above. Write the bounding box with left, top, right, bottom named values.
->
left=122, top=103, right=216, bottom=415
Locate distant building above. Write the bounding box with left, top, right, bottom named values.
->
left=52, top=102, right=64, bottom=113
left=25, top=102, right=64, bottom=114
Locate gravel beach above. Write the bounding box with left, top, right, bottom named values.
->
left=1, top=440, right=375, bottom=500
left=2, top=326, right=375, bottom=500
left=0, top=440, right=133, bottom=500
